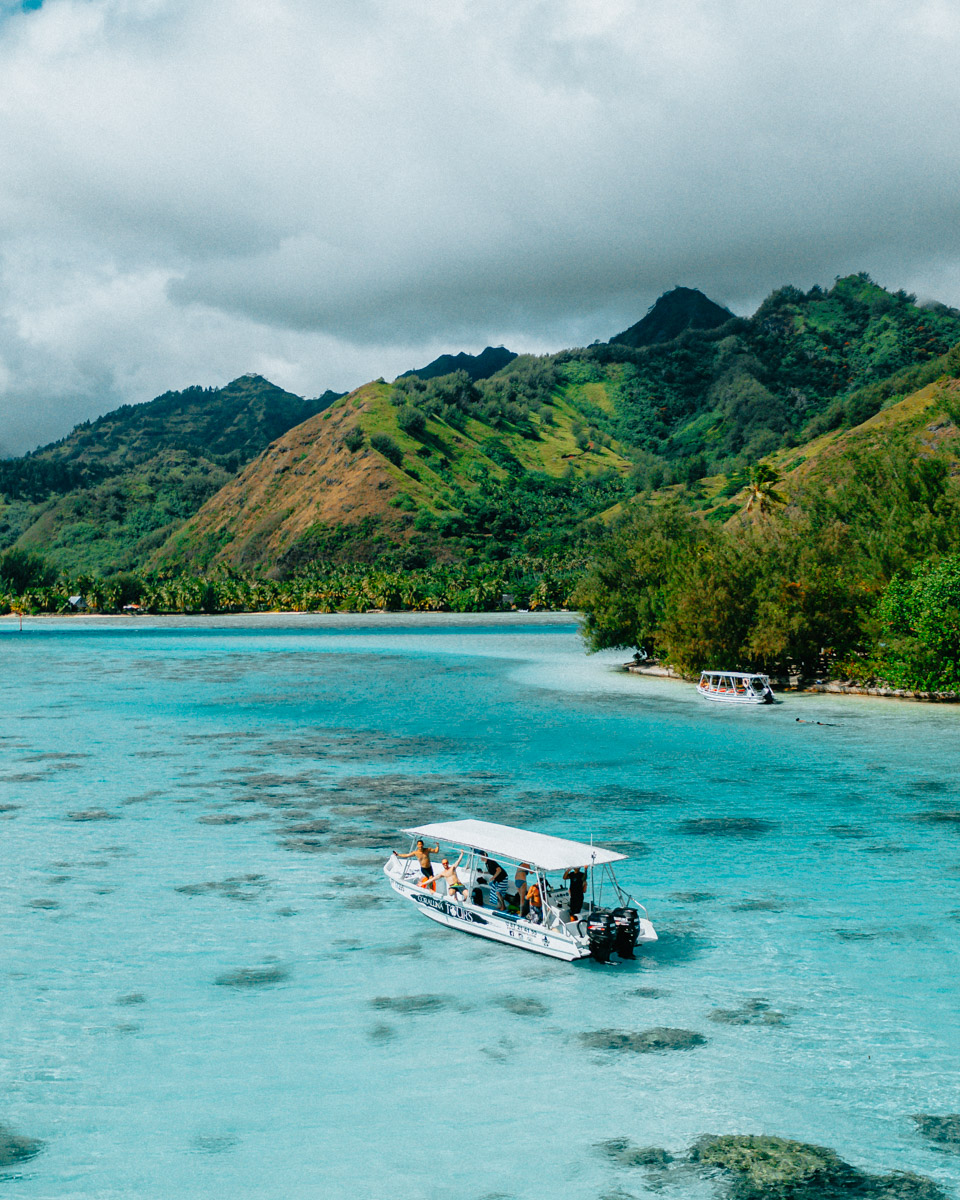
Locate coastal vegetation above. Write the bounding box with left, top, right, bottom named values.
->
left=0, top=556, right=580, bottom=617
left=577, top=371, right=960, bottom=689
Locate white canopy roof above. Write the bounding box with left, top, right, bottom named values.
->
left=402, top=819, right=626, bottom=871
left=699, top=670, right=770, bottom=681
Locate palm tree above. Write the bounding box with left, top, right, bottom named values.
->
left=745, top=463, right=786, bottom=515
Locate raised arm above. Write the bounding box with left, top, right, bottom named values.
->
left=454, top=851, right=464, bottom=868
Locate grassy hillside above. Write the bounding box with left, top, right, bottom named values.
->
left=0, top=375, right=338, bottom=574
left=153, top=276, right=960, bottom=577
left=155, top=371, right=634, bottom=574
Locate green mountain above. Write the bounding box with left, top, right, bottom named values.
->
left=4, top=272, right=960, bottom=584
left=609, top=286, right=734, bottom=347
left=0, top=375, right=340, bottom=574
left=398, top=345, right=517, bottom=382
left=580, top=273, right=960, bottom=474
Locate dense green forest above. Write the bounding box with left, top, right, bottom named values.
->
left=576, top=372, right=960, bottom=690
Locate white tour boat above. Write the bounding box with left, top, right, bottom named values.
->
left=697, top=669, right=774, bottom=704
left=383, top=818, right=657, bottom=962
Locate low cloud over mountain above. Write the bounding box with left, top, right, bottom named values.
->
left=1, top=0, right=960, bottom=451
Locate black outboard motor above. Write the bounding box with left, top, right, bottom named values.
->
left=586, top=911, right=616, bottom=962
left=611, top=906, right=641, bottom=959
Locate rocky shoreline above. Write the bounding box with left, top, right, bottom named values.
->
left=623, top=662, right=960, bottom=703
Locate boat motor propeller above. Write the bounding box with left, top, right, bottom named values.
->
left=586, top=911, right=616, bottom=962
left=611, top=906, right=641, bottom=959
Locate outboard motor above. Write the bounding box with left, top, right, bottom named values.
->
left=586, top=911, right=616, bottom=963
left=611, top=907, right=641, bottom=959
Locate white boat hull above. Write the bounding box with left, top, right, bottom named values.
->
left=696, top=686, right=772, bottom=705
left=384, top=860, right=657, bottom=962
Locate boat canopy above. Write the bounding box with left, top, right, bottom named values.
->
left=402, top=819, right=626, bottom=871
left=700, top=670, right=770, bottom=681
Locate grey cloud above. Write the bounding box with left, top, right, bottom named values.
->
left=1, top=0, right=960, bottom=451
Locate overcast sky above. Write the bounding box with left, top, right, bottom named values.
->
left=1, top=0, right=959, bottom=453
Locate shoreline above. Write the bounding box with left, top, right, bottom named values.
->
left=0, top=609, right=582, bottom=630
left=5, top=610, right=955, bottom=702
left=623, top=662, right=960, bottom=704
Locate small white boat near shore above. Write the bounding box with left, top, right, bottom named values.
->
left=697, top=670, right=774, bottom=704
left=384, top=819, right=657, bottom=962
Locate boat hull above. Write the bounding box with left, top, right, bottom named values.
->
left=385, top=865, right=657, bottom=962
left=696, top=687, right=773, bottom=704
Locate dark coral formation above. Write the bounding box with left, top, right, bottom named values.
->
left=579, top=1027, right=707, bottom=1053
left=369, top=994, right=449, bottom=1014
left=827, top=823, right=870, bottom=839
left=66, top=808, right=119, bottom=821
left=911, top=810, right=960, bottom=827
left=175, top=874, right=268, bottom=901
left=214, top=965, right=289, bottom=988
left=708, top=999, right=786, bottom=1027
left=596, top=1138, right=673, bottom=1167
left=494, top=995, right=550, bottom=1017
left=913, top=1113, right=960, bottom=1149
left=679, top=818, right=777, bottom=837
left=0, top=1124, right=44, bottom=1167
left=690, top=1134, right=947, bottom=1199
left=367, top=1023, right=396, bottom=1043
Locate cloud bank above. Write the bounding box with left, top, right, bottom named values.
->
left=1, top=0, right=959, bottom=451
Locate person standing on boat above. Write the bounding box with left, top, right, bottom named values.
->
left=435, top=853, right=467, bottom=901
left=484, top=858, right=509, bottom=909
left=521, top=878, right=543, bottom=923
left=393, top=839, right=440, bottom=886
left=563, top=865, right=588, bottom=921
left=514, top=862, right=531, bottom=904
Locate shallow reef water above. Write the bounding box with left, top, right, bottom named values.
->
left=2, top=615, right=960, bottom=1199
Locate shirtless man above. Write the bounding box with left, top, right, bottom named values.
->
left=435, top=852, right=467, bottom=901
left=394, top=839, right=440, bottom=886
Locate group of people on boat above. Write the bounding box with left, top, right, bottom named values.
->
left=392, top=839, right=588, bottom=924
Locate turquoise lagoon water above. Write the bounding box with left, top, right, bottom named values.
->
left=2, top=614, right=959, bottom=1199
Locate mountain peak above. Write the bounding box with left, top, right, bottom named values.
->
left=609, top=286, right=734, bottom=348
left=397, top=345, right=517, bottom=383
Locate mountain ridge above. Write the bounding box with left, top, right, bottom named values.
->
left=3, top=273, right=960, bottom=578
left=397, top=345, right=517, bottom=383
left=0, top=375, right=340, bottom=573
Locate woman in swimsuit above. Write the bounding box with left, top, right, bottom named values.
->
left=522, top=879, right=543, bottom=922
